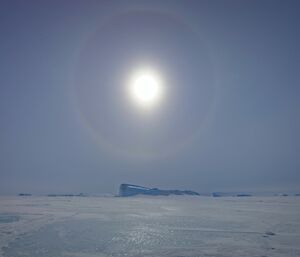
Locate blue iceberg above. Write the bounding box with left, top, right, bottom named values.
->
left=119, top=184, right=200, bottom=197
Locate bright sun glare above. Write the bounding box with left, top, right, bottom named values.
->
left=128, top=69, right=163, bottom=108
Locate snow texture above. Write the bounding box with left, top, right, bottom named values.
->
left=0, top=196, right=300, bottom=257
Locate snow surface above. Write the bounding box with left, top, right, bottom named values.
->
left=0, top=196, right=300, bottom=257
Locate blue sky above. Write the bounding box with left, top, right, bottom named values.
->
left=0, top=0, right=299, bottom=194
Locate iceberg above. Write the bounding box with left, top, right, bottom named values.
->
left=119, top=184, right=200, bottom=197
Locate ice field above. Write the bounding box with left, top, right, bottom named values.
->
left=0, top=196, right=300, bottom=257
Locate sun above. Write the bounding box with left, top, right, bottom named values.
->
left=128, top=69, right=163, bottom=108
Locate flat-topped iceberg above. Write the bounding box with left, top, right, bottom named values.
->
left=119, top=184, right=200, bottom=197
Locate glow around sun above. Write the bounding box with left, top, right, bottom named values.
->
left=128, top=68, right=164, bottom=109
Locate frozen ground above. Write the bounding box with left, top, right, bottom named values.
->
left=0, top=196, right=299, bottom=257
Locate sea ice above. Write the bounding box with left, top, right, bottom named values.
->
left=0, top=196, right=299, bottom=257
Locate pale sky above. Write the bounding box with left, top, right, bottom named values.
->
left=0, top=0, right=299, bottom=195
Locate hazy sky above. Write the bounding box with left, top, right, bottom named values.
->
left=0, top=0, right=299, bottom=195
